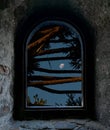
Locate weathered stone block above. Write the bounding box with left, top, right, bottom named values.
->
left=0, top=105, right=10, bottom=116
left=0, top=65, right=9, bottom=75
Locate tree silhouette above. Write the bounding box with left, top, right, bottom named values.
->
left=66, top=94, right=82, bottom=106
left=27, top=23, right=82, bottom=105
left=33, top=94, right=47, bottom=106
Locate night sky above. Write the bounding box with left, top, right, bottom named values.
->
left=26, top=20, right=83, bottom=107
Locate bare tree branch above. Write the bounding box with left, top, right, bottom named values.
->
left=33, top=56, right=73, bottom=62
left=34, top=47, right=74, bottom=56
left=33, top=67, right=81, bottom=73
left=28, top=77, right=82, bottom=86
left=49, top=39, right=74, bottom=43
left=27, top=75, right=76, bottom=81
left=27, top=85, right=82, bottom=94
left=28, top=26, right=62, bottom=50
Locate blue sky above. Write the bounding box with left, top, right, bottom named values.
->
left=26, top=20, right=83, bottom=107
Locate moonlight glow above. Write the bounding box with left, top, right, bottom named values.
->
left=59, top=63, right=65, bottom=69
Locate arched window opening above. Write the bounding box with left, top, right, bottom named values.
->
left=26, top=21, right=84, bottom=108
left=14, top=15, right=94, bottom=120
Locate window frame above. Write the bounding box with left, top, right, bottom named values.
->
left=13, top=12, right=94, bottom=120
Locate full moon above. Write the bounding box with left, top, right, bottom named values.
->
left=59, top=63, right=65, bottom=69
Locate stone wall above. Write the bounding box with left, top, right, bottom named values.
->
left=0, top=0, right=110, bottom=129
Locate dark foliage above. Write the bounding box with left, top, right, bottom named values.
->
left=66, top=94, right=82, bottom=106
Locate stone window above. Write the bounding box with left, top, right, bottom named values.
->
left=14, top=16, right=94, bottom=120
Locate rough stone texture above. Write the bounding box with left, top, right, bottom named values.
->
left=0, top=119, right=109, bottom=130
left=0, top=0, right=110, bottom=129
